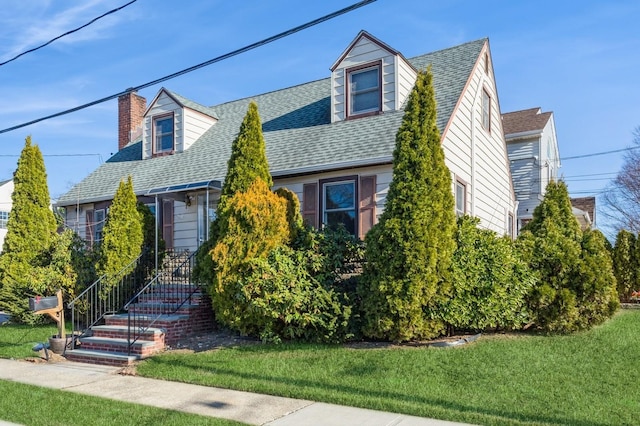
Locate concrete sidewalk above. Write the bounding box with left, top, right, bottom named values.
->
left=0, top=358, right=468, bottom=425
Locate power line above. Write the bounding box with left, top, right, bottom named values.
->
left=0, top=0, right=138, bottom=67
left=560, top=145, right=640, bottom=161
left=0, top=0, right=377, bottom=135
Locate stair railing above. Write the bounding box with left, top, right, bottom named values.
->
left=68, top=249, right=153, bottom=349
left=124, top=249, right=199, bottom=355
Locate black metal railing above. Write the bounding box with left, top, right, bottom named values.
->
left=124, top=249, right=199, bottom=355
left=68, top=250, right=154, bottom=349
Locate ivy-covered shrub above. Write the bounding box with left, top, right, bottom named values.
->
left=446, top=216, right=535, bottom=332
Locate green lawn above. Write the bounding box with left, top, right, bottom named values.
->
left=138, top=310, right=640, bottom=426
left=0, top=380, right=245, bottom=426
left=0, top=322, right=62, bottom=359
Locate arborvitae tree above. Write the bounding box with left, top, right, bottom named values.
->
left=95, top=176, right=143, bottom=288
left=612, top=229, right=636, bottom=301
left=194, top=101, right=272, bottom=284
left=520, top=180, right=617, bottom=332
left=359, top=68, right=456, bottom=342
left=0, top=137, right=58, bottom=322
left=577, top=229, right=619, bottom=326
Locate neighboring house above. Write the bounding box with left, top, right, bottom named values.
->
left=503, top=107, right=594, bottom=230
left=570, top=196, right=596, bottom=229
left=503, top=107, right=561, bottom=231
left=56, top=31, right=517, bottom=251
left=0, top=180, right=12, bottom=251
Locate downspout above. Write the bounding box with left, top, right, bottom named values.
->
left=154, top=195, right=158, bottom=273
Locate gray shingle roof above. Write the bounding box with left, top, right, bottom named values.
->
left=57, top=38, right=486, bottom=206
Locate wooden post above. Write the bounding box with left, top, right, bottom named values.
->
left=35, top=290, right=65, bottom=339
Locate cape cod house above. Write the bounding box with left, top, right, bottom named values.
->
left=57, top=31, right=517, bottom=250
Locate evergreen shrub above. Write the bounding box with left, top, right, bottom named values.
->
left=446, top=216, right=535, bottom=332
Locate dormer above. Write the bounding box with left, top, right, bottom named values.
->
left=141, top=88, right=218, bottom=159
left=330, top=31, right=418, bottom=123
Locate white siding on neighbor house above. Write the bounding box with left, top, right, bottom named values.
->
left=442, top=42, right=515, bottom=236
left=0, top=181, right=13, bottom=251
left=173, top=201, right=197, bottom=252
left=183, top=108, right=216, bottom=151
left=508, top=137, right=541, bottom=210
left=331, top=35, right=416, bottom=123
left=142, top=92, right=183, bottom=160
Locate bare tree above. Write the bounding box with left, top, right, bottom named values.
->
left=601, top=127, right=640, bottom=234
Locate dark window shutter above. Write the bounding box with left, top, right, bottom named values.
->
left=359, top=175, right=376, bottom=239
left=162, top=199, right=174, bottom=249
left=85, top=210, right=94, bottom=246
left=302, top=183, right=318, bottom=229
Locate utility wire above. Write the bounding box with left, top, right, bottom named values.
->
left=0, top=0, right=377, bottom=135
left=560, top=145, right=640, bottom=161
left=1, top=1, right=138, bottom=67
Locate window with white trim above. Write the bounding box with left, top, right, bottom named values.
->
left=481, top=89, right=491, bottom=131
left=154, top=115, right=174, bottom=153
left=322, top=180, right=356, bottom=235
left=348, top=65, right=381, bottom=116
left=507, top=212, right=515, bottom=239
left=94, top=209, right=105, bottom=243
left=455, top=180, right=466, bottom=217
left=0, top=211, right=8, bottom=229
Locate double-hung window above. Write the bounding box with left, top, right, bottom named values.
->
left=455, top=180, right=466, bottom=217
left=481, top=89, right=491, bottom=131
left=0, top=211, right=8, bottom=229
left=322, top=179, right=356, bottom=235
left=154, top=114, right=174, bottom=154
left=348, top=63, right=381, bottom=117
left=94, top=209, right=105, bottom=243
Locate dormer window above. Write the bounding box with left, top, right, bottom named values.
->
left=348, top=62, right=381, bottom=117
left=154, top=114, right=174, bottom=154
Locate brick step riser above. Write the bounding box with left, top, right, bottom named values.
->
left=79, top=341, right=162, bottom=357
left=65, top=353, right=133, bottom=367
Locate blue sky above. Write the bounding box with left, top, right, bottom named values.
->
left=0, top=0, right=638, bottom=232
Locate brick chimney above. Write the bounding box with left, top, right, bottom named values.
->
left=118, top=90, right=146, bottom=151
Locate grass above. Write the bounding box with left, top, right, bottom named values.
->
left=0, top=380, right=245, bottom=426
left=137, top=310, right=640, bottom=426
left=0, top=322, right=62, bottom=359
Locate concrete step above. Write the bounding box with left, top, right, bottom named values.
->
left=104, top=313, right=189, bottom=327
left=78, top=336, right=164, bottom=357
left=90, top=325, right=165, bottom=343
left=127, top=302, right=202, bottom=315
left=65, top=349, right=138, bottom=367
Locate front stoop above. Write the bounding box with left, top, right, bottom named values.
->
left=65, top=286, right=214, bottom=367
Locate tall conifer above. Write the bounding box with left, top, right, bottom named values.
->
left=360, top=68, right=456, bottom=342
left=194, top=101, right=272, bottom=284
left=0, top=137, right=58, bottom=321
left=95, top=176, right=143, bottom=287
left=612, top=230, right=636, bottom=301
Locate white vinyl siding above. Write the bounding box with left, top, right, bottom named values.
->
left=442, top=43, right=516, bottom=235
left=183, top=108, right=217, bottom=151
left=172, top=201, right=197, bottom=252
left=331, top=34, right=416, bottom=123
left=143, top=92, right=182, bottom=159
